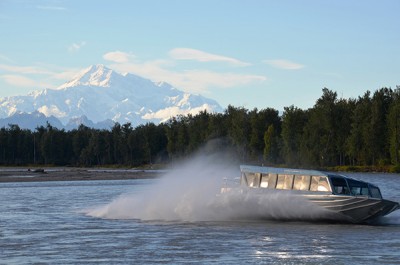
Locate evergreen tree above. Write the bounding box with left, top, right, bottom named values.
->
left=263, top=124, right=279, bottom=163
left=225, top=105, right=251, bottom=160
left=281, top=105, right=307, bottom=166
left=249, top=108, right=280, bottom=160
left=370, top=88, right=393, bottom=165
left=346, top=92, right=372, bottom=165
left=301, top=88, right=338, bottom=167
left=388, top=87, right=400, bottom=165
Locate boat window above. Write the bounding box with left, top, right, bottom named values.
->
left=260, top=174, right=277, bottom=188
left=245, top=172, right=261, bottom=188
left=267, top=174, right=277, bottom=189
left=369, top=186, right=382, bottom=199
left=276, top=175, right=285, bottom=189
left=293, top=175, right=311, bottom=191
left=310, top=176, right=331, bottom=192
left=276, top=174, right=294, bottom=190
left=347, top=179, right=369, bottom=196
left=330, top=176, right=350, bottom=195
left=284, top=175, right=294, bottom=189
left=241, top=173, right=247, bottom=186
left=260, top=174, right=269, bottom=188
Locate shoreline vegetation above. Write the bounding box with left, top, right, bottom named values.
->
left=328, top=165, right=400, bottom=173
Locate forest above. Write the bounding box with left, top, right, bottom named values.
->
left=1, top=87, right=400, bottom=172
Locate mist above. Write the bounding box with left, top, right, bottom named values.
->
left=86, top=147, right=337, bottom=222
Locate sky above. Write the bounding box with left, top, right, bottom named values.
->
left=0, top=0, right=399, bottom=111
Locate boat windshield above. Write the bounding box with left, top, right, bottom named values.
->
left=369, top=185, right=382, bottom=199
left=346, top=179, right=369, bottom=196
left=330, top=176, right=351, bottom=195
left=330, top=175, right=383, bottom=198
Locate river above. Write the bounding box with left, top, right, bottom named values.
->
left=1, top=169, right=399, bottom=264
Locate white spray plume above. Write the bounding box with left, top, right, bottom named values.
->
left=86, top=147, right=336, bottom=222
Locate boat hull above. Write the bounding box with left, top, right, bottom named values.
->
left=304, top=194, right=400, bottom=223
left=237, top=164, right=399, bottom=223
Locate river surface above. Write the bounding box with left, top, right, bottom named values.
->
left=1, top=171, right=399, bottom=264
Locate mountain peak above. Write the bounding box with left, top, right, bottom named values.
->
left=58, top=64, right=116, bottom=89
left=0, top=64, right=223, bottom=129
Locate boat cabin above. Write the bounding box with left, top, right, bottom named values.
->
left=240, top=165, right=382, bottom=199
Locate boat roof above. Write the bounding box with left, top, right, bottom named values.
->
left=240, top=165, right=328, bottom=176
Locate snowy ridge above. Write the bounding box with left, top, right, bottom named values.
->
left=58, top=64, right=114, bottom=89
left=0, top=65, right=223, bottom=130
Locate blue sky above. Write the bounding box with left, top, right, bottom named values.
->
left=0, top=0, right=399, bottom=111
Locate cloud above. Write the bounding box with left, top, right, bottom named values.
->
left=0, top=62, right=81, bottom=91
left=171, top=70, right=266, bottom=93
left=36, top=6, right=66, bottom=11
left=0, top=63, right=79, bottom=80
left=68, top=41, right=86, bottom=53
left=2, top=74, right=54, bottom=89
left=2, top=74, right=38, bottom=87
left=103, top=48, right=266, bottom=94
left=0, top=64, right=52, bottom=74
left=51, top=69, right=81, bottom=80
left=142, top=104, right=215, bottom=122
left=103, top=51, right=135, bottom=63
left=264, top=59, right=305, bottom=70
left=106, top=57, right=265, bottom=94
left=169, top=48, right=250, bottom=67
left=0, top=54, right=14, bottom=63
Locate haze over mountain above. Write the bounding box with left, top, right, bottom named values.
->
left=0, top=65, right=222, bottom=130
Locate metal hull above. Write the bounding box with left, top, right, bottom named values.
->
left=304, top=194, right=400, bottom=223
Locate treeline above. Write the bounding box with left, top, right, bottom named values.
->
left=1, top=87, right=400, bottom=170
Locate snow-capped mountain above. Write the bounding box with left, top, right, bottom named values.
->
left=0, top=64, right=223, bottom=130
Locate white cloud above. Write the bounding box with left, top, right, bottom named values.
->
left=0, top=63, right=79, bottom=81
left=36, top=6, right=66, bottom=11
left=103, top=48, right=266, bottom=94
left=171, top=70, right=266, bottom=93
left=0, top=64, right=52, bottom=74
left=2, top=74, right=38, bottom=87
left=0, top=62, right=81, bottom=91
left=142, top=104, right=215, bottom=122
left=51, top=69, right=81, bottom=80
left=264, top=59, right=305, bottom=70
left=103, top=51, right=135, bottom=63
left=68, top=41, right=86, bottom=53
left=107, top=60, right=266, bottom=94
left=0, top=54, right=14, bottom=63
left=37, top=105, right=67, bottom=118
left=169, top=48, right=250, bottom=67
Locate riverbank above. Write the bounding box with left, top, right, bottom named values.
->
left=0, top=167, right=164, bottom=183
left=328, top=165, right=400, bottom=173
